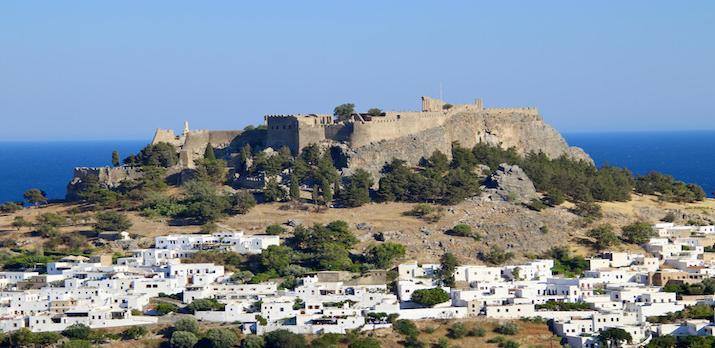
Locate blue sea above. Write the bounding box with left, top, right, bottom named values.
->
left=0, top=140, right=145, bottom=203
left=0, top=131, right=713, bottom=203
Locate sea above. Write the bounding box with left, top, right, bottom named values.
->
left=0, top=131, right=713, bottom=203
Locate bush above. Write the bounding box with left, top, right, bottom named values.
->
left=572, top=201, right=602, bottom=219
left=494, top=323, right=519, bottom=335
left=621, top=221, right=656, bottom=244
left=241, top=335, right=265, bottom=348
left=661, top=212, right=677, bottom=223
left=410, top=288, right=450, bottom=306
left=588, top=224, right=620, bottom=250
left=468, top=325, right=486, bottom=337
left=448, top=223, right=480, bottom=240
left=174, top=317, right=200, bottom=334
left=155, top=302, right=178, bottom=315
left=0, top=201, right=22, bottom=214
left=364, top=242, right=406, bottom=269
left=265, top=224, right=287, bottom=235
left=203, top=328, right=239, bottom=348
left=525, top=198, right=547, bottom=211
left=393, top=319, right=419, bottom=337
left=447, top=322, right=467, bottom=339
left=171, top=331, right=199, bottom=348
left=187, top=298, right=225, bottom=313
left=479, top=246, right=514, bottom=265
left=62, top=323, right=93, bottom=340
left=122, top=326, right=147, bottom=340
left=94, top=211, right=133, bottom=231
left=62, top=340, right=93, bottom=348
left=264, top=329, right=307, bottom=348
left=233, top=191, right=257, bottom=214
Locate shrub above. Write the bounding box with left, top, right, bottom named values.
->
left=621, top=221, right=656, bottom=244
left=411, top=288, right=450, bottom=306
left=409, top=203, right=435, bottom=217
left=467, top=325, right=486, bottom=337
left=449, top=223, right=480, bottom=240
left=435, top=337, right=450, bottom=348
left=479, top=246, right=514, bottom=265
left=447, top=322, right=467, bottom=339
left=661, top=212, right=677, bottom=223
left=174, top=317, right=200, bottom=334
left=265, top=224, right=287, bottom=235
left=494, top=323, right=519, bottom=335
left=171, top=331, right=199, bottom=348
left=155, top=302, right=178, bottom=315
left=525, top=198, right=547, bottom=211
left=587, top=224, right=620, bottom=250
left=62, top=340, right=93, bottom=348
left=203, top=328, right=239, bottom=348
left=364, top=242, right=406, bottom=269
left=264, top=329, right=307, bottom=348
left=62, top=323, right=93, bottom=340
left=94, top=211, right=133, bottom=231
left=0, top=201, right=22, bottom=214
left=572, top=201, right=602, bottom=219
left=233, top=191, right=257, bottom=214
left=241, top=335, right=265, bottom=348
left=187, top=298, right=225, bottom=313
left=393, top=319, right=419, bottom=336
left=122, top=326, right=147, bottom=340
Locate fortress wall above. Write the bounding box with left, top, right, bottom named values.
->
left=346, top=109, right=592, bottom=178
left=349, top=111, right=448, bottom=148
left=151, top=129, right=183, bottom=147
left=297, top=124, right=328, bottom=152
left=207, top=130, right=243, bottom=148
left=324, top=123, right=352, bottom=142
left=265, top=116, right=300, bottom=154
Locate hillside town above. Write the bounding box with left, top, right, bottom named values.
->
left=2, top=222, right=715, bottom=347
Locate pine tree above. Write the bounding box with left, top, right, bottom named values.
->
left=289, top=174, right=300, bottom=201
left=321, top=179, right=333, bottom=206
left=111, top=150, right=120, bottom=167
left=204, top=144, right=217, bottom=160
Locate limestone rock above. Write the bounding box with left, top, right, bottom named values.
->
left=482, top=164, right=538, bottom=203
left=66, top=166, right=143, bottom=201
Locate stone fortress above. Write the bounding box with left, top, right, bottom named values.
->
left=68, top=95, right=590, bottom=198
left=262, top=96, right=590, bottom=176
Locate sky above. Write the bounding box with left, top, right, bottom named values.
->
left=1, top=1, right=714, bottom=141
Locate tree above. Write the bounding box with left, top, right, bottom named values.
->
left=12, top=216, right=31, bottom=231
left=62, top=323, right=93, bottom=340
left=127, top=142, right=178, bottom=167
left=494, top=323, right=519, bottom=335
left=9, top=328, right=37, bottom=347
left=174, top=317, right=200, bottom=334
left=194, top=157, right=228, bottom=184
left=366, top=108, right=382, bottom=116
left=171, top=331, right=199, bottom=348
left=0, top=201, right=22, bottom=214
left=598, top=327, right=632, bottom=347
left=479, top=246, right=514, bottom=265
left=94, top=211, right=133, bottom=231
left=364, top=242, right=406, bottom=269
left=573, top=201, right=603, bottom=219
left=392, top=320, right=419, bottom=336
left=241, top=335, right=265, bottom=348
left=260, top=245, right=296, bottom=274
left=122, top=326, right=147, bottom=340
left=155, top=302, right=178, bottom=315
left=264, top=329, right=307, bottom=348
left=62, top=340, right=94, bottom=348
left=112, top=150, right=120, bottom=167
left=448, top=323, right=467, bottom=339
left=343, top=169, right=374, bottom=207
left=204, top=144, right=217, bottom=160
left=264, top=178, right=286, bottom=202
left=23, top=188, right=47, bottom=206
left=411, top=288, right=450, bottom=306
left=622, top=221, right=656, bottom=244
left=588, top=224, right=620, bottom=250
left=233, top=191, right=257, bottom=214
left=438, top=252, right=459, bottom=287
left=316, top=242, right=354, bottom=271
left=265, top=224, right=287, bottom=235
left=203, top=328, right=239, bottom=348
left=289, top=174, right=300, bottom=201
left=333, top=103, right=355, bottom=121
left=320, top=179, right=333, bottom=206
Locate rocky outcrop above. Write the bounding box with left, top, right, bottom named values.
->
left=66, top=166, right=143, bottom=201
left=345, top=109, right=591, bottom=178
left=482, top=164, right=538, bottom=203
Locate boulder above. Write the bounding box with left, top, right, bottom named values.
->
left=482, top=164, right=538, bottom=203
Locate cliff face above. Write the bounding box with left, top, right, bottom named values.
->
left=66, top=166, right=143, bottom=200
left=345, top=109, right=591, bottom=177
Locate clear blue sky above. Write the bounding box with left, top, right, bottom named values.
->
left=1, top=1, right=713, bottom=141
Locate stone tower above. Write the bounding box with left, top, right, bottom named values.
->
left=183, top=121, right=190, bottom=136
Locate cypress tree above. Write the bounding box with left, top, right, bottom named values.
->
left=204, top=144, right=216, bottom=160
left=111, top=150, right=120, bottom=167
left=289, top=175, right=300, bottom=201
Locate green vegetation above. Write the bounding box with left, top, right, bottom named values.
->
left=437, top=252, right=459, bottom=287
left=187, top=298, right=226, bottom=313
left=448, top=223, right=481, bottom=240
left=410, top=287, right=450, bottom=306
left=342, top=169, right=373, bottom=207
left=171, top=331, right=199, bottom=348
left=23, top=188, right=47, bottom=206
left=94, top=211, right=133, bottom=231
left=546, top=246, right=588, bottom=277
left=333, top=103, right=355, bottom=121
left=265, top=223, right=287, bottom=235
left=124, top=142, right=178, bottom=167
left=478, top=246, right=514, bottom=265
left=648, top=304, right=714, bottom=323
left=662, top=279, right=715, bottom=296
left=635, top=171, right=705, bottom=203
left=587, top=224, right=620, bottom=250
left=174, top=317, right=200, bottom=334
left=0, top=201, right=22, bottom=214
left=393, top=319, right=419, bottom=336
left=122, top=326, right=147, bottom=340
left=621, top=221, right=656, bottom=244
left=536, top=300, right=591, bottom=311
left=241, top=335, right=265, bottom=348
left=494, top=322, right=519, bottom=335
left=111, top=150, right=120, bottom=167
left=598, top=327, right=632, bottom=347
left=155, top=302, right=178, bottom=315
left=364, top=242, right=406, bottom=269
left=203, top=328, right=239, bottom=348
left=264, top=329, right=307, bottom=348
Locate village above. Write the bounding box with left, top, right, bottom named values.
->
left=1, top=222, right=715, bottom=347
